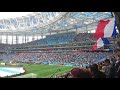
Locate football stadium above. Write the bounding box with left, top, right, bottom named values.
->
left=0, top=12, right=120, bottom=78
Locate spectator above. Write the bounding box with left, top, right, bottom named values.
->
left=67, top=68, right=92, bottom=78
left=89, top=64, right=106, bottom=78
left=116, top=66, right=120, bottom=78
left=109, top=57, right=116, bottom=78
left=115, top=55, right=120, bottom=78
left=101, top=59, right=112, bottom=78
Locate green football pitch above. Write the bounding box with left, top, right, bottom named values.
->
left=0, top=63, right=74, bottom=78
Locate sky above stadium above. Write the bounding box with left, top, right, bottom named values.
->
left=0, top=12, right=33, bottom=19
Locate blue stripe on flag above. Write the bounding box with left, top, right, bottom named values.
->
left=101, top=38, right=110, bottom=45
left=112, top=21, right=117, bottom=37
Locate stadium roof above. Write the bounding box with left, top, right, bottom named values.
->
left=0, top=12, right=113, bottom=35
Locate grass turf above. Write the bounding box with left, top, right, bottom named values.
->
left=0, top=63, right=73, bottom=78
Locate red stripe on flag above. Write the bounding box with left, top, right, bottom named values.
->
left=92, top=42, right=97, bottom=50
left=94, top=20, right=110, bottom=38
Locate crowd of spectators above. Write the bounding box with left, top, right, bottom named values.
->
left=0, top=44, right=12, bottom=53
left=21, top=32, right=76, bottom=46
left=51, top=41, right=120, bottom=78
left=12, top=33, right=97, bottom=47
left=72, top=56, right=118, bottom=78
left=5, top=32, right=117, bottom=51
left=52, top=55, right=120, bottom=78
left=0, top=51, right=113, bottom=67
left=0, top=32, right=119, bottom=78
left=73, top=33, right=97, bottom=43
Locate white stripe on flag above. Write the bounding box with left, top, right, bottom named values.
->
left=97, top=38, right=104, bottom=48
left=104, top=18, right=115, bottom=37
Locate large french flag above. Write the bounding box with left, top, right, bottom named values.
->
left=94, top=18, right=117, bottom=38
left=93, top=38, right=110, bottom=50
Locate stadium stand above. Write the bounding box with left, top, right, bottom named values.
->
left=0, top=12, right=120, bottom=78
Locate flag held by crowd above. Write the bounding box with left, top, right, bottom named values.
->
left=94, top=17, right=117, bottom=38
left=93, top=38, right=110, bottom=50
